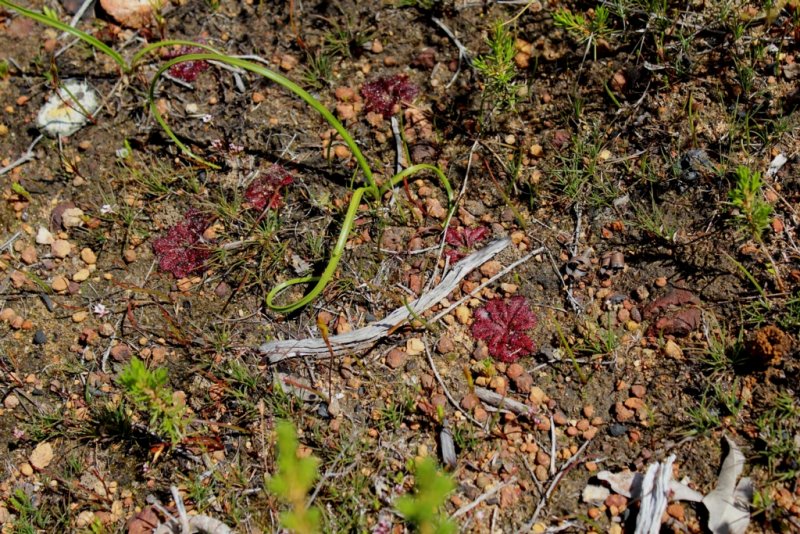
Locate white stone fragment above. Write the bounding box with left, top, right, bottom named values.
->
left=36, top=80, right=99, bottom=137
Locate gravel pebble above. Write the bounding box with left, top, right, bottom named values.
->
left=385, top=348, right=407, bottom=369
left=51, top=239, right=71, bottom=258
left=479, top=260, right=502, bottom=278
left=51, top=276, right=69, bottom=292
left=608, top=423, right=627, bottom=437
left=460, top=394, right=480, bottom=411
left=20, top=245, right=37, bottom=265
left=33, top=330, right=47, bottom=345
left=615, top=402, right=635, bottom=422
left=529, top=386, right=545, bottom=405
left=36, top=227, right=54, bottom=245
left=3, top=394, right=20, bottom=409
left=123, top=249, right=137, bottom=263
left=73, top=268, right=91, bottom=282
left=80, top=248, right=97, bottom=264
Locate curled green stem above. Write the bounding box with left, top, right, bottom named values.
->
left=0, top=0, right=456, bottom=314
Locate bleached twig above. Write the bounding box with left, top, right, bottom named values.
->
left=261, top=238, right=511, bottom=362
left=432, top=17, right=471, bottom=88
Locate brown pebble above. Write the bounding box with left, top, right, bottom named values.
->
left=615, top=402, right=634, bottom=422
left=480, top=260, right=502, bottom=278
left=123, top=249, right=137, bottom=263
left=605, top=493, right=627, bottom=513
left=667, top=503, right=685, bottom=522
left=591, top=416, right=604, bottom=426
left=51, top=276, right=69, bottom=292
left=20, top=245, right=37, bottom=265
left=436, top=335, right=455, bottom=354
left=536, top=418, right=551, bottom=432
left=4, top=394, right=20, bottom=409
left=0, top=308, right=16, bottom=322
left=624, top=397, right=644, bottom=410
left=587, top=507, right=601, bottom=519
left=110, top=343, right=131, bottom=362
left=529, top=386, right=545, bottom=405
left=19, top=463, right=33, bottom=477
left=511, top=372, right=533, bottom=394
left=385, top=348, right=407, bottom=369
left=655, top=276, right=668, bottom=287
left=506, top=363, right=524, bottom=379
left=631, top=384, right=646, bottom=398
left=80, top=248, right=97, bottom=265
left=583, top=405, right=595, bottom=418
left=334, top=145, right=352, bottom=159
left=460, top=394, right=480, bottom=411
left=474, top=406, right=488, bottom=423
left=553, top=411, right=568, bottom=426
left=535, top=450, right=550, bottom=466
left=534, top=464, right=548, bottom=482
left=566, top=426, right=579, bottom=437
left=51, top=239, right=71, bottom=258
left=583, top=426, right=598, bottom=440
left=99, top=323, right=115, bottom=337
left=576, top=419, right=590, bottom=431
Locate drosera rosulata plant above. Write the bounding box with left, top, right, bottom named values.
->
left=2, top=0, right=453, bottom=314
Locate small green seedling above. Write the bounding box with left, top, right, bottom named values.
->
left=267, top=421, right=321, bottom=534
left=117, top=357, right=188, bottom=445
left=473, top=21, right=521, bottom=114
left=553, top=5, right=612, bottom=62
left=395, top=457, right=456, bottom=534
left=728, top=165, right=773, bottom=241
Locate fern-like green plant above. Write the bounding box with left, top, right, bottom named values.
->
left=117, top=357, right=188, bottom=445
left=728, top=165, right=773, bottom=241
left=267, top=421, right=321, bottom=534
left=395, top=457, right=456, bottom=534
left=472, top=21, right=521, bottom=114
left=552, top=5, right=612, bottom=61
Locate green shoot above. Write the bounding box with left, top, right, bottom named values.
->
left=267, top=421, right=321, bottom=534
left=472, top=21, right=521, bottom=114
left=553, top=5, right=612, bottom=62
left=728, top=165, right=772, bottom=241
left=117, top=357, right=189, bottom=445
left=395, top=457, right=456, bottom=534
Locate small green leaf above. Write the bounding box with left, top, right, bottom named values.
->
left=11, top=182, right=31, bottom=201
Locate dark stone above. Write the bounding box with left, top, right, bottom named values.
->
left=608, top=424, right=627, bottom=437
left=33, top=330, right=47, bottom=345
